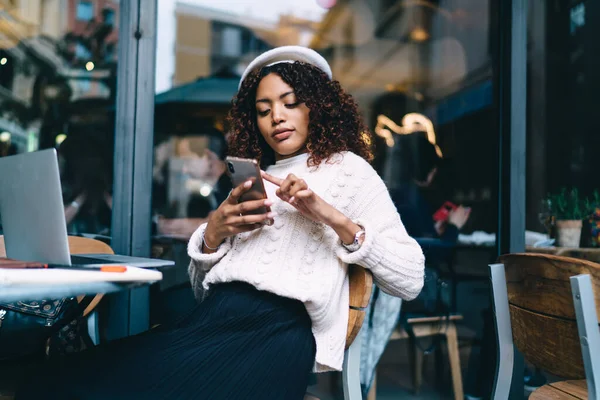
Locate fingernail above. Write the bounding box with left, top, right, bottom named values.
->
left=289, top=196, right=295, bottom=203
left=264, top=200, right=273, bottom=206
left=244, top=181, right=252, bottom=188
left=267, top=212, right=277, bottom=218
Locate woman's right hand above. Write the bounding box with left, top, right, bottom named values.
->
left=203, top=179, right=275, bottom=251
left=448, top=206, right=471, bottom=230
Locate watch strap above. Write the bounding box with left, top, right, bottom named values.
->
left=343, top=228, right=365, bottom=252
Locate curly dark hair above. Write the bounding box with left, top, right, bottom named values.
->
left=227, top=61, right=374, bottom=169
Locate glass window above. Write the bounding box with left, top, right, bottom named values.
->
left=527, top=0, right=599, bottom=249
left=76, top=1, right=94, bottom=22
left=221, top=26, right=242, bottom=57
left=0, top=0, right=121, bottom=237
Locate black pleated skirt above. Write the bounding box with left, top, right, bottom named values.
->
left=16, top=282, right=316, bottom=400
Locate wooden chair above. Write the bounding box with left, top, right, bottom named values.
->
left=306, top=264, right=372, bottom=400
left=343, top=264, right=373, bottom=400
left=490, top=253, right=600, bottom=399
left=343, top=269, right=464, bottom=400
left=385, top=313, right=464, bottom=400
left=0, top=235, right=113, bottom=345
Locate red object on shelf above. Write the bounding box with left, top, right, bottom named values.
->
left=433, top=201, right=458, bottom=222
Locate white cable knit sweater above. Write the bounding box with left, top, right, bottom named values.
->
left=187, top=151, right=425, bottom=372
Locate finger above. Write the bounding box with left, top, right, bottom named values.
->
left=276, top=188, right=291, bottom=202
left=279, top=174, right=297, bottom=195
left=288, top=179, right=308, bottom=197
left=228, top=179, right=255, bottom=203
left=232, top=199, right=273, bottom=215
left=229, top=211, right=276, bottom=226
left=261, top=171, right=283, bottom=187
left=231, top=223, right=265, bottom=234
left=292, top=189, right=314, bottom=202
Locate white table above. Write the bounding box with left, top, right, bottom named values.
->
left=0, top=281, right=152, bottom=304
left=0, top=259, right=172, bottom=338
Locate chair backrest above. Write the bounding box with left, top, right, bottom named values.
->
left=0, top=235, right=113, bottom=258
left=346, top=264, right=373, bottom=350
left=498, top=253, right=600, bottom=379
left=557, top=248, right=600, bottom=265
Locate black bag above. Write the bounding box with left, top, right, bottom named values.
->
left=400, top=267, right=452, bottom=353
left=0, top=297, right=84, bottom=360
left=402, top=267, right=451, bottom=315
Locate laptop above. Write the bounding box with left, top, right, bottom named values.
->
left=0, top=149, right=172, bottom=268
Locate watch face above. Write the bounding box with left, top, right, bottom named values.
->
left=356, top=230, right=366, bottom=245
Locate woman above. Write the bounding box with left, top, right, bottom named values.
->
left=390, top=133, right=471, bottom=243
left=16, top=46, right=424, bottom=400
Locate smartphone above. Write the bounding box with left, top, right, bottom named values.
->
left=225, top=156, right=271, bottom=217
left=432, top=201, right=457, bottom=222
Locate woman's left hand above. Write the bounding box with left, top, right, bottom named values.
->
left=261, top=171, right=335, bottom=224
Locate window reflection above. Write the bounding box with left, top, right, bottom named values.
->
left=0, top=0, right=120, bottom=236
left=154, top=0, right=498, bottom=236
left=76, top=1, right=94, bottom=22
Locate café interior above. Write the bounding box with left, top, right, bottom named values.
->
left=0, top=0, right=599, bottom=399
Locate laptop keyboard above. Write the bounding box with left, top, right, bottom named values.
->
left=70, top=255, right=120, bottom=265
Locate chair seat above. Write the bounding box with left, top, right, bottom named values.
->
left=390, top=314, right=463, bottom=340
left=530, top=380, right=587, bottom=400
left=405, top=314, right=464, bottom=324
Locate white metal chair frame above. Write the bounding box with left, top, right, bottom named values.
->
left=342, top=327, right=363, bottom=400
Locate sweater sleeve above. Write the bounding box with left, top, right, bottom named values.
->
left=333, top=155, right=425, bottom=300
left=187, top=223, right=233, bottom=299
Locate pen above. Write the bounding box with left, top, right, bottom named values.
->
left=47, top=264, right=128, bottom=273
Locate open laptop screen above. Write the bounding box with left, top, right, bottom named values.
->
left=0, top=149, right=71, bottom=264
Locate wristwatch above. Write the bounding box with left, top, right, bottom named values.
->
left=343, top=228, right=365, bottom=252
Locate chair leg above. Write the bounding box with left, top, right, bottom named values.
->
left=409, top=339, right=423, bottom=394
left=86, top=310, right=100, bottom=346
left=489, top=263, right=515, bottom=400
left=445, top=323, right=464, bottom=400
left=367, top=373, right=377, bottom=400
left=343, top=331, right=363, bottom=400
left=571, top=274, right=600, bottom=400
left=434, top=344, right=444, bottom=390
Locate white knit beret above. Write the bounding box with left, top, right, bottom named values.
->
left=238, top=46, right=333, bottom=89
